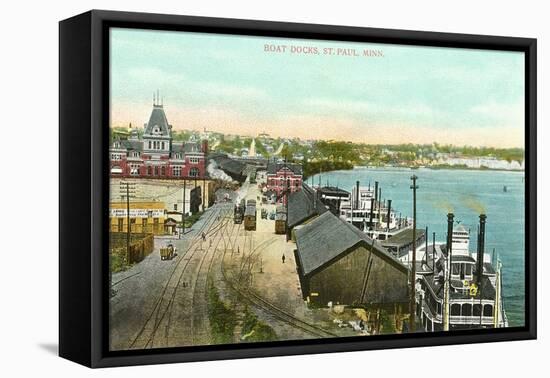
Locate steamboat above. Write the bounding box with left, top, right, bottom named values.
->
left=413, top=213, right=508, bottom=331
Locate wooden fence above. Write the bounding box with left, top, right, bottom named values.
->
left=109, top=232, right=155, bottom=264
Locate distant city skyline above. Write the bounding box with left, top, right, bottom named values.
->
left=110, top=28, right=525, bottom=148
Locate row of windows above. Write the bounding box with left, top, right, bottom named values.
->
left=424, top=286, right=493, bottom=318
left=450, top=303, right=493, bottom=317
left=148, top=140, right=166, bottom=150
left=116, top=217, right=159, bottom=232
left=112, top=150, right=202, bottom=162
left=451, top=263, right=474, bottom=278
left=268, top=180, right=301, bottom=186
left=128, top=165, right=200, bottom=177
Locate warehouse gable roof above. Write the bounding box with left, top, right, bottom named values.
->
left=287, top=184, right=328, bottom=228
left=295, top=212, right=407, bottom=276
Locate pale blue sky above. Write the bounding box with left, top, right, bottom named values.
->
left=110, top=28, right=525, bottom=147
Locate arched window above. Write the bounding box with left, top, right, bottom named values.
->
left=147, top=166, right=152, bottom=176
left=473, top=304, right=482, bottom=317
left=462, top=303, right=472, bottom=316
left=148, top=141, right=152, bottom=149
left=483, top=304, right=493, bottom=317
left=451, top=303, right=461, bottom=316
left=161, top=166, right=166, bottom=176
left=155, top=166, right=159, bottom=176
left=161, top=141, right=165, bottom=150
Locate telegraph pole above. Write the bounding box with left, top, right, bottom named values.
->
left=182, top=178, right=187, bottom=236
left=126, top=183, right=130, bottom=261
left=409, top=175, right=418, bottom=332
left=284, top=157, right=289, bottom=239
left=119, top=181, right=136, bottom=264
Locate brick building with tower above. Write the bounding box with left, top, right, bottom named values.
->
left=110, top=96, right=208, bottom=179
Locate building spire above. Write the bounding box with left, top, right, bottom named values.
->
left=157, top=89, right=160, bottom=106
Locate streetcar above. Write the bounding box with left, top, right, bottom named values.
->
left=275, top=205, right=287, bottom=234
left=244, top=204, right=257, bottom=231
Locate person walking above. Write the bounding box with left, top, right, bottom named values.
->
left=282, top=254, right=286, bottom=264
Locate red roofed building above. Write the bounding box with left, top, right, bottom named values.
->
left=266, top=161, right=303, bottom=203
left=110, top=99, right=208, bottom=179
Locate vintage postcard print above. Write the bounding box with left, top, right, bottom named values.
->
left=108, top=28, right=525, bottom=350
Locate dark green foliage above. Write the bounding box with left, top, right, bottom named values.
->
left=241, top=307, right=278, bottom=342
left=182, top=211, right=204, bottom=229
left=208, top=280, right=237, bottom=344
left=303, top=160, right=354, bottom=179
left=110, top=253, right=131, bottom=273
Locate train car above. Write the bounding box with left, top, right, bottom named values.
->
left=275, top=205, right=287, bottom=234
left=244, top=204, right=257, bottom=231
left=234, top=199, right=245, bottom=224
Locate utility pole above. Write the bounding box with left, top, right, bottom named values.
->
left=284, top=157, right=289, bottom=239
left=182, top=178, right=187, bottom=236
left=409, top=175, right=418, bottom=332
left=126, top=183, right=130, bottom=262
left=119, top=181, right=136, bottom=264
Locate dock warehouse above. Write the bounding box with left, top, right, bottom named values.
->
left=294, top=212, right=409, bottom=306
left=287, top=184, right=329, bottom=240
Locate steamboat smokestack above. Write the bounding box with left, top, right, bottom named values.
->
left=356, top=180, right=360, bottom=211
left=446, top=213, right=454, bottom=275
left=387, top=199, right=392, bottom=233
left=478, top=214, right=487, bottom=284
left=369, top=198, right=374, bottom=230
left=378, top=188, right=382, bottom=223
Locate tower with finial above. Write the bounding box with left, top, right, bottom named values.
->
left=143, top=89, right=171, bottom=154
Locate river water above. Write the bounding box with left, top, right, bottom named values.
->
left=310, top=167, right=525, bottom=327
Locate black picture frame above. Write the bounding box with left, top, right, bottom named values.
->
left=59, top=9, right=537, bottom=368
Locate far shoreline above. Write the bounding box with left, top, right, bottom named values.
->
left=306, top=165, right=525, bottom=180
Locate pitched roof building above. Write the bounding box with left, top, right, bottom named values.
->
left=110, top=98, right=208, bottom=179
left=294, top=211, right=409, bottom=306
left=266, top=161, right=303, bottom=203
left=286, top=184, right=329, bottom=239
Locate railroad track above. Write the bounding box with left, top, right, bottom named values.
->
left=221, top=236, right=337, bottom=339
left=157, top=205, right=235, bottom=347
left=127, top=205, right=224, bottom=349
left=189, top=208, right=240, bottom=344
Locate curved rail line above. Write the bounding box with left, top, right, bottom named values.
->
left=127, top=205, right=224, bottom=349
left=221, top=235, right=338, bottom=339
left=190, top=212, right=241, bottom=344
left=150, top=205, right=234, bottom=347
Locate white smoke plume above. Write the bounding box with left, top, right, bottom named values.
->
left=207, top=161, right=236, bottom=183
